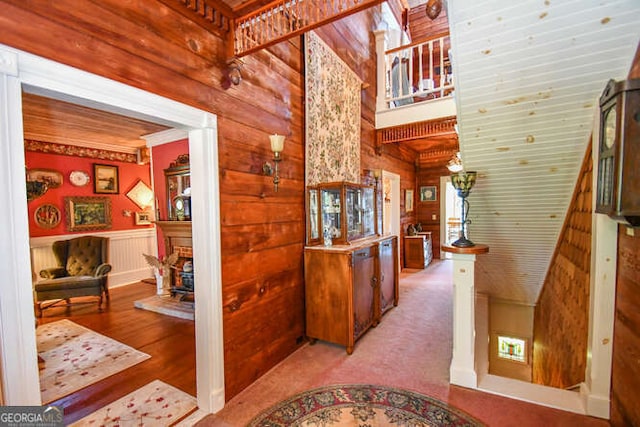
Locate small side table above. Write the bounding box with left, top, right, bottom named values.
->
left=404, top=233, right=433, bottom=268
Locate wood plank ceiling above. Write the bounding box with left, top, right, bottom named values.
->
left=448, top=0, right=640, bottom=304
left=22, top=93, right=169, bottom=154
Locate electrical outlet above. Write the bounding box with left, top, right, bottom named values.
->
left=626, top=227, right=635, bottom=237
left=432, top=214, right=437, bottom=220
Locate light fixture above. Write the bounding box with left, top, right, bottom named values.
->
left=227, top=57, right=244, bottom=86
left=450, top=170, right=477, bottom=247
left=446, top=152, right=463, bottom=172
left=425, top=0, right=443, bottom=20
left=263, top=134, right=285, bottom=192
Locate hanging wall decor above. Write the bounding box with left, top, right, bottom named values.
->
left=305, top=31, right=362, bottom=185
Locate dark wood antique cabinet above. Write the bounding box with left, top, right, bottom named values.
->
left=404, top=232, right=433, bottom=269
left=304, top=235, right=398, bottom=354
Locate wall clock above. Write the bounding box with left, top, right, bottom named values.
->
left=69, top=170, right=90, bottom=187
left=595, top=78, right=640, bottom=226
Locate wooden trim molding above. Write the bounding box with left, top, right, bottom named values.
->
left=377, top=116, right=457, bottom=145
left=25, top=139, right=138, bottom=163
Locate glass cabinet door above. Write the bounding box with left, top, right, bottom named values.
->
left=321, top=188, right=341, bottom=239
left=346, top=187, right=363, bottom=240
left=362, top=187, right=375, bottom=237
left=308, top=188, right=319, bottom=241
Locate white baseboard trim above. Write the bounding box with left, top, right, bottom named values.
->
left=478, top=374, right=586, bottom=415
left=109, top=268, right=154, bottom=288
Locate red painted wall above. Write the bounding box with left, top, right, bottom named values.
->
left=151, top=139, right=189, bottom=222
left=26, top=151, right=152, bottom=237
left=150, top=139, right=189, bottom=257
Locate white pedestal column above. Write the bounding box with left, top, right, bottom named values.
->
left=442, top=244, right=489, bottom=389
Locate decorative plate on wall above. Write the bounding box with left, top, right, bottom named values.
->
left=69, top=170, right=91, bottom=187
left=34, top=204, right=61, bottom=229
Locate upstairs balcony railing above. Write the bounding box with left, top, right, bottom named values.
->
left=378, top=31, right=454, bottom=110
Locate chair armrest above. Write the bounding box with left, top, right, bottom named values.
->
left=39, top=267, right=68, bottom=279
left=94, top=263, right=112, bottom=277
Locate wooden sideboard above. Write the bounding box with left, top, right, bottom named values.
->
left=304, top=235, right=398, bottom=354
left=404, top=232, right=433, bottom=269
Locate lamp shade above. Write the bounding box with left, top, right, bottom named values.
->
left=270, top=134, right=285, bottom=153
left=451, top=171, right=477, bottom=196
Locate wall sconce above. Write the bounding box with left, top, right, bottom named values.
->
left=450, top=171, right=477, bottom=247
left=263, top=134, right=285, bottom=192
left=447, top=152, right=463, bottom=172
left=227, top=57, right=244, bottom=86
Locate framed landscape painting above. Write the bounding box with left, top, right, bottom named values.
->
left=65, top=196, right=112, bottom=231
left=93, top=163, right=119, bottom=194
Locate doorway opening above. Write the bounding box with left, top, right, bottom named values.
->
left=439, top=176, right=461, bottom=258
left=0, top=44, right=224, bottom=413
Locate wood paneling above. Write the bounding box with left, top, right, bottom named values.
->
left=532, top=145, right=592, bottom=389
left=416, top=164, right=448, bottom=258
left=611, top=230, right=640, bottom=426
left=611, top=46, right=640, bottom=427
left=22, top=93, right=168, bottom=152
left=0, top=0, right=416, bottom=401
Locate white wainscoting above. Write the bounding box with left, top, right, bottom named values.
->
left=30, top=228, right=157, bottom=288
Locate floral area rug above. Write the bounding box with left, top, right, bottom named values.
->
left=70, top=379, right=197, bottom=426
left=37, top=319, right=151, bottom=404
left=248, top=384, right=484, bottom=427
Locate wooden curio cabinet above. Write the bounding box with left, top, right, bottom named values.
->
left=306, top=182, right=377, bottom=245
left=304, top=235, right=398, bottom=354
left=378, top=236, right=399, bottom=315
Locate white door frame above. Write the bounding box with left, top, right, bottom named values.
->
left=381, top=170, right=401, bottom=268
left=0, top=44, right=225, bottom=412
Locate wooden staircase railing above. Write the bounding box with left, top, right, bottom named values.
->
left=232, top=0, right=386, bottom=58
left=173, top=0, right=386, bottom=60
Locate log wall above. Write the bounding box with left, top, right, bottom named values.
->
left=0, top=0, right=416, bottom=399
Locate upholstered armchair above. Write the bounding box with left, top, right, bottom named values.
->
left=34, top=236, right=111, bottom=316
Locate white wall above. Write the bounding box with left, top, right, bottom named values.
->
left=30, top=228, right=156, bottom=288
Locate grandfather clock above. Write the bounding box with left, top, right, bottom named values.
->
left=595, top=78, right=640, bottom=226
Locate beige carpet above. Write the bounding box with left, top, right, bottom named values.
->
left=37, top=319, right=151, bottom=404
left=134, top=295, right=194, bottom=320
left=70, top=379, right=197, bottom=426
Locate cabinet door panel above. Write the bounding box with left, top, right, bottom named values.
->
left=379, top=237, right=398, bottom=314
left=352, top=247, right=375, bottom=339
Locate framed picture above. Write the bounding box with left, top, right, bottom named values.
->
left=26, top=168, right=63, bottom=188
left=420, top=185, right=437, bottom=202
left=93, top=163, right=119, bottom=194
left=405, top=189, right=414, bottom=212
left=126, top=180, right=154, bottom=209
left=65, top=196, right=112, bottom=231
left=135, top=211, right=152, bottom=225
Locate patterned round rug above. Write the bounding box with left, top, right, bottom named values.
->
left=247, top=384, right=484, bottom=426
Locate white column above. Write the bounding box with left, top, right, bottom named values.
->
left=189, top=124, right=225, bottom=413
left=374, top=29, right=387, bottom=113
left=449, top=251, right=479, bottom=388
left=0, top=47, right=42, bottom=405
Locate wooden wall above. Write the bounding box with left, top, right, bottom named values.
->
left=416, top=165, right=448, bottom=258
left=0, top=0, right=416, bottom=400
left=532, top=145, right=592, bottom=388
left=610, top=43, right=640, bottom=427
left=408, top=1, right=450, bottom=41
